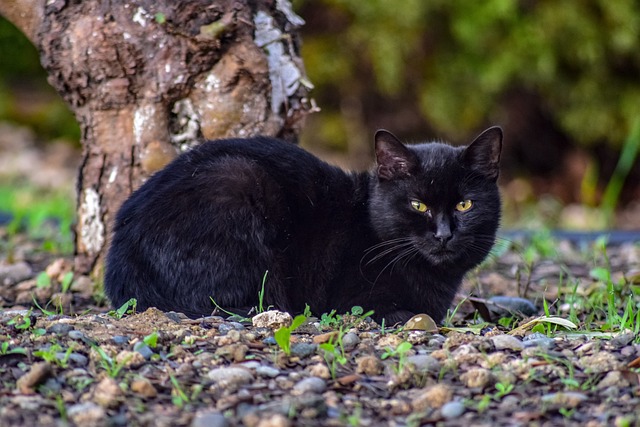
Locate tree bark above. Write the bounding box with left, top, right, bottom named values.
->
left=0, top=0, right=312, bottom=277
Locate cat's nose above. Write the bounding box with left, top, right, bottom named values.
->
left=434, top=215, right=452, bottom=243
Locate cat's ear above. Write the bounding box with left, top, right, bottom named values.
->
left=462, top=126, right=503, bottom=181
left=375, top=130, right=419, bottom=180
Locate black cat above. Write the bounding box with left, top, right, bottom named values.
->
left=105, top=127, right=502, bottom=324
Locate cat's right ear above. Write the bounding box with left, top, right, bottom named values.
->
left=375, top=130, right=419, bottom=180
left=462, top=126, right=503, bottom=181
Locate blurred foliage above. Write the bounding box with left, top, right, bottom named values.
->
left=0, top=18, right=79, bottom=143
left=297, top=0, right=640, bottom=147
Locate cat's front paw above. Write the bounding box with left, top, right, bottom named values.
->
left=381, top=310, right=415, bottom=326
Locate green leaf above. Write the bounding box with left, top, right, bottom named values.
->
left=589, top=267, right=611, bottom=282
left=144, top=331, right=158, bottom=348
left=290, top=315, right=306, bottom=331
left=61, top=271, right=74, bottom=293
left=274, top=327, right=291, bottom=356
left=36, top=272, right=51, bottom=288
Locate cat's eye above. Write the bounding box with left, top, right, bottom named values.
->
left=456, top=200, right=473, bottom=212
left=410, top=200, right=429, bottom=213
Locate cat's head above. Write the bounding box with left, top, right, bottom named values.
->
left=369, top=127, right=502, bottom=269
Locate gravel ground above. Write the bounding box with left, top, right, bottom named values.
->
left=1, top=231, right=639, bottom=427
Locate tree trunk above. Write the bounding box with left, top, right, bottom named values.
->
left=0, top=0, right=313, bottom=278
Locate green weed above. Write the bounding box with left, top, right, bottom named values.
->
left=380, top=341, right=412, bottom=373
left=274, top=314, right=306, bottom=356
left=108, top=298, right=137, bottom=319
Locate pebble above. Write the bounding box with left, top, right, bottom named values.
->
left=404, top=313, right=438, bottom=332
left=93, top=377, right=123, bottom=408
left=0, top=262, right=33, bottom=286
left=612, top=332, right=636, bottom=347
left=459, top=367, right=492, bottom=388
left=523, top=332, right=555, bottom=349
left=578, top=352, right=623, bottom=373
left=207, top=367, right=254, bottom=388
left=406, top=355, right=441, bottom=373
left=67, top=402, right=106, bottom=427
left=0, top=309, right=34, bottom=324
left=68, top=330, right=86, bottom=341
left=293, top=376, right=327, bottom=394
left=290, top=342, right=317, bottom=359
left=256, top=366, right=280, bottom=378
left=69, top=275, right=94, bottom=297
left=488, top=296, right=537, bottom=317
left=341, top=332, right=360, bottom=351
left=441, top=401, right=465, bottom=419
left=133, top=342, right=155, bottom=360
left=491, top=334, right=524, bottom=351
left=47, top=323, right=74, bottom=335
left=356, top=355, right=384, bottom=376
left=262, top=337, right=277, bottom=346
left=541, top=391, right=588, bottom=407
left=111, top=335, right=130, bottom=345
left=413, top=384, right=453, bottom=410
left=131, top=378, right=158, bottom=398
left=56, top=352, right=88, bottom=366
left=252, top=310, right=292, bottom=330
left=191, top=411, right=230, bottom=427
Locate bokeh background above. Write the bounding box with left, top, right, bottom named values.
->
left=1, top=0, right=639, bottom=244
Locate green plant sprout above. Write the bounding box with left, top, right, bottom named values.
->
left=108, top=298, right=137, bottom=319
left=381, top=341, right=412, bottom=373
left=92, top=344, right=131, bottom=378
left=34, top=343, right=74, bottom=368
left=143, top=331, right=159, bottom=348
left=274, top=314, right=306, bottom=356
left=0, top=340, right=27, bottom=355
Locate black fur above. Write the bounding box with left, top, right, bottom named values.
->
left=105, top=128, right=503, bottom=324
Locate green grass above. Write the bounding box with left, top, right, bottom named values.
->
left=0, top=183, right=74, bottom=254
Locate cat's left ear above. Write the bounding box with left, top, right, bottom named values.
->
left=375, top=130, right=419, bottom=180
left=462, top=126, right=503, bottom=181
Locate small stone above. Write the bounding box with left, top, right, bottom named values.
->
left=404, top=313, right=438, bottom=332
left=313, top=331, right=338, bottom=344
left=0, top=262, right=33, bottom=286
left=67, top=402, right=106, bottom=427
left=208, top=366, right=254, bottom=388
left=293, top=377, right=327, bottom=394
left=290, top=342, right=317, bottom=358
left=412, top=384, right=452, bottom=410
left=356, top=355, right=384, bottom=376
left=57, top=352, right=88, bottom=366
left=93, top=377, right=123, bottom=408
left=256, top=413, right=290, bottom=427
left=252, top=310, right=292, bottom=330
left=111, top=335, right=130, bottom=345
left=191, top=411, right=230, bottom=427
left=523, top=332, right=555, bottom=349
left=378, top=334, right=403, bottom=348
left=612, top=332, right=636, bottom=347
left=578, top=352, right=623, bottom=373
left=307, top=363, right=331, bottom=379
left=164, top=311, right=186, bottom=323
left=133, top=342, right=155, bottom=360
left=17, top=362, right=52, bottom=394
left=441, top=401, right=465, bottom=419
left=406, top=355, right=441, bottom=373
left=597, top=371, right=630, bottom=389
left=488, top=296, right=537, bottom=317
left=460, top=367, right=492, bottom=388
left=541, top=391, right=587, bottom=407
left=131, top=378, right=158, bottom=398
left=68, top=330, right=87, bottom=341
left=341, top=332, right=360, bottom=352
left=214, top=343, right=248, bottom=362
left=47, top=323, right=74, bottom=335
left=256, top=366, right=280, bottom=378
left=491, top=334, right=524, bottom=351
left=116, top=350, right=146, bottom=367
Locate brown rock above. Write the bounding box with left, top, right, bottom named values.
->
left=17, top=362, right=52, bottom=394
left=412, top=384, right=453, bottom=410
left=131, top=378, right=158, bottom=398
left=460, top=368, right=492, bottom=389
left=356, top=355, right=384, bottom=376
left=93, top=377, right=123, bottom=408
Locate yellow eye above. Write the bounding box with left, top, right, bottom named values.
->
left=411, top=200, right=428, bottom=213
left=456, top=200, right=473, bottom=212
